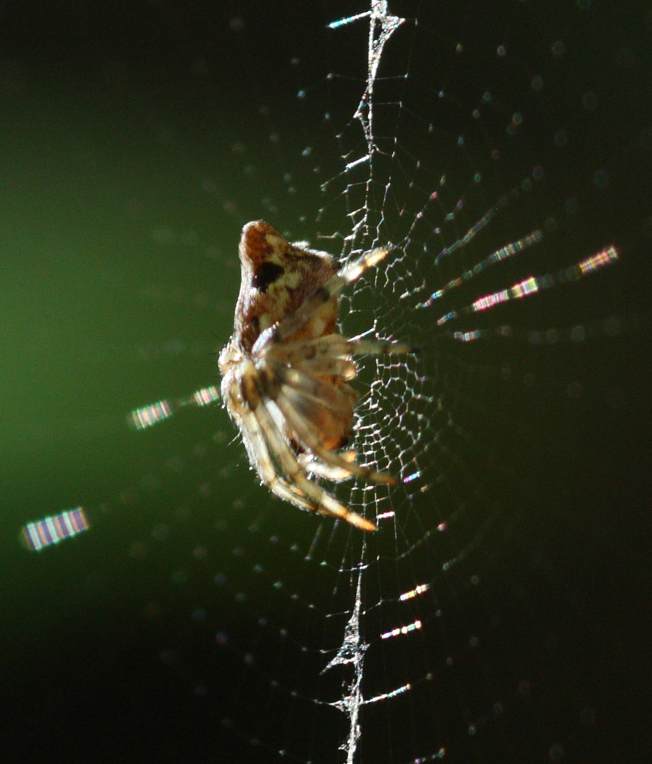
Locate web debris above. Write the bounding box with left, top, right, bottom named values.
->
left=329, top=0, right=405, bottom=152
left=323, top=570, right=367, bottom=764
left=325, top=6, right=405, bottom=761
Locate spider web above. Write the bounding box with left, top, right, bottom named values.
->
left=8, top=2, right=650, bottom=763
left=259, top=4, right=649, bottom=760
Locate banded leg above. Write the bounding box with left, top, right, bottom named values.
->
left=264, top=333, right=411, bottom=369
left=265, top=361, right=396, bottom=484
left=275, top=386, right=395, bottom=486
left=271, top=247, right=391, bottom=343
left=298, top=450, right=358, bottom=482
left=251, top=391, right=377, bottom=532
left=227, top=385, right=318, bottom=513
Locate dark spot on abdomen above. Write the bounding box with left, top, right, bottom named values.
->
left=315, top=286, right=331, bottom=303
left=253, top=262, right=285, bottom=292
left=335, top=434, right=350, bottom=449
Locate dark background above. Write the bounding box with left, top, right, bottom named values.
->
left=2, top=2, right=650, bottom=762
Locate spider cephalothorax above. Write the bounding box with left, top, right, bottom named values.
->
left=218, top=220, right=408, bottom=531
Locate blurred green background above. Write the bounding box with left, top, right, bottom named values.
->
left=0, top=4, right=322, bottom=760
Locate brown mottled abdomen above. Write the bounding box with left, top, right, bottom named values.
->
left=234, top=221, right=339, bottom=353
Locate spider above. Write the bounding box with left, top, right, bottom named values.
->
left=218, top=220, right=409, bottom=532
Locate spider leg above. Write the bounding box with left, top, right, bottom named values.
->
left=265, top=333, right=411, bottom=369
left=271, top=246, right=391, bottom=343
left=343, top=337, right=412, bottom=356
left=298, top=450, right=358, bottom=482
left=290, top=356, right=358, bottom=380
left=273, top=364, right=357, bottom=416
left=267, top=362, right=395, bottom=484
left=274, top=386, right=395, bottom=486
left=250, top=392, right=377, bottom=532
left=226, top=381, right=320, bottom=513
left=237, top=405, right=322, bottom=514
